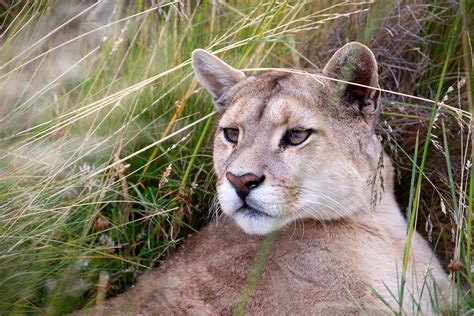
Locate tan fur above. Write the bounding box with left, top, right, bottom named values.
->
left=78, top=43, right=449, bottom=315
left=80, top=220, right=397, bottom=315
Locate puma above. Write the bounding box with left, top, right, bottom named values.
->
left=79, top=42, right=450, bottom=315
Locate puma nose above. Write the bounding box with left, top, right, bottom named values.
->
left=225, top=172, right=265, bottom=200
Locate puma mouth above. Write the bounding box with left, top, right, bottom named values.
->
left=236, top=204, right=273, bottom=218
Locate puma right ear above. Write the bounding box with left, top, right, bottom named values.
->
left=192, top=49, right=246, bottom=112
left=323, top=42, right=380, bottom=122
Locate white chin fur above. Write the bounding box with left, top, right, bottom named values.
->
left=218, top=181, right=288, bottom=235
left=234, top=213, right=285, bottom=235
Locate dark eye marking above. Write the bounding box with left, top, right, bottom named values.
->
left=223, top=128, right=239, bottom=144
left=281, top=128, right=312, bottom=146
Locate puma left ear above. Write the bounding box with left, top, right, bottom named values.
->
left=323, top=42, right=380, bottom=122
left=192, top=49, right=246, bottom=112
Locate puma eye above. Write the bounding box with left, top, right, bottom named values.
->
left=282, top=128, right=312, bottom=146
left=223, top=128, right=239, bottom=144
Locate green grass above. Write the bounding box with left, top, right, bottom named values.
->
left=0, top=0, right=472, bottom=314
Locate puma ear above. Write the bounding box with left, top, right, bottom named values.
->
left=192, top=49, right=246, bottom=112
left=323, top=42, right=380, bottom=121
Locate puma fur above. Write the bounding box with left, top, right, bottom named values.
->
left=80, top=42, right=450, bottom=315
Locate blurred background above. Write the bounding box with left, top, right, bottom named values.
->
left=0, top=0, right=472, bottom=314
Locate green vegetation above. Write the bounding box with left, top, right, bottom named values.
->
left=0, top=0, right=472, bottom=314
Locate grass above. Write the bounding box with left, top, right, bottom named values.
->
left=0, top=0, right=472, bottom=314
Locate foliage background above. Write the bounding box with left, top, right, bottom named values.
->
left=0, top=0, right=472, bottom=314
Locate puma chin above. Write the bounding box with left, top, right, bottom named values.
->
left=193, top=42, right=381, bottom=235
left=218, top=180, right=292, bottom=235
